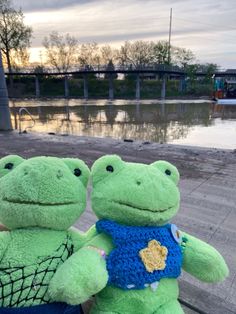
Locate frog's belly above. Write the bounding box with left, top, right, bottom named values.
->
left=94, top=278, right=179, bottom=313
left=0, top=236, right=73, bottom=308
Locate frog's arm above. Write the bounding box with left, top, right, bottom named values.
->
left=68, top=224, right=97, bottom=251
left=0, top=231, right=10, bottom=260
left=49, top=233, right=112, bottom=305
left=181, top=231, right=229, bottom=282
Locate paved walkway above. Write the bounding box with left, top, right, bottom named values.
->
left=0, top=131, right=236, bottom=314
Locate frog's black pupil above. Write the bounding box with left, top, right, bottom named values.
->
left=4, top=163, right=13, bottom=170
left=165, top=169, right=171, bottom=176
left=106, top=165, right=114, bottom=172
left=74, top=168, right=82, bottom=177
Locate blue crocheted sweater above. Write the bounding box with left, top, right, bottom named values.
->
left=96, top=219, right=183, bottom=290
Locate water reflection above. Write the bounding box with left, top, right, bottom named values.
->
left=9, top=100, right=236, bottom=148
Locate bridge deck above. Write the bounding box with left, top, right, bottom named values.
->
left=4, top=67, right=236, bottom=77
left=0, top=131, right=235, bottom=314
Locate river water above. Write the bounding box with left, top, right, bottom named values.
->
left=9, top=99, right=236, bottom=149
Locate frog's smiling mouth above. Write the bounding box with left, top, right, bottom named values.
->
left=112, top=200, right=172, bottom=213
left=2, top=198, right=77, bottom=206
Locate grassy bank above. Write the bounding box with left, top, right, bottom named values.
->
left=7, top=76, right=213, bottom=99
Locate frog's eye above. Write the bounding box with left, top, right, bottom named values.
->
left=151, top=160, right=179, bottom=185
left=74, top=168, right=82, bottom=177
left=62, top=158, right=90, bottom=187
left=106, top=165, right=114, bottom=172
left=91, top=155, right=124, bottom=186
left=165, top=169, right=171, bottom=176
left=0, top=155, right=25, bottom=179
left=4, top=163, right=14, bottom=170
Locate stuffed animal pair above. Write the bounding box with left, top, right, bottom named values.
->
left=0, top=155, right=229, bottom=314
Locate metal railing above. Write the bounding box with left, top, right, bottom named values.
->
left=5, top=64, right=184, bottom=74
left=18, top=107, right=36, bottom=134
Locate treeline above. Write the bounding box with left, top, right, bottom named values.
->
left=41, top=33, right=197, bottom=72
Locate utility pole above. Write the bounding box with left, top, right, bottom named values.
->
left=0, top=50, right=12, bottom=130
left=168, top=8, right=172, bottom=65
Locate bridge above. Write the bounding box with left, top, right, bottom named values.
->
left=4, top=65, right=236, bottom=100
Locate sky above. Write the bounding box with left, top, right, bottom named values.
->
left=15, top=0, right=236, bottom=69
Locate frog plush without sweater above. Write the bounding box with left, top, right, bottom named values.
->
left=65, top=155, right=228, bottom=314
left=0, top=155, right=102, bottom=314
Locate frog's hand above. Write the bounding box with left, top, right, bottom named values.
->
left=0, top=231, right=10, bottom=260
left=68, top=225, right=97, bottom=251
left=181, top=232, right=229, bottom=283
left=0, top=224, right=8, bottom=231
left=48, top=233, right=111, bottom=305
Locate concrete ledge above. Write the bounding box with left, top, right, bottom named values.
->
left=179, top=280, right=236, bottom=314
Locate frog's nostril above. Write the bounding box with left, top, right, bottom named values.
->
left=136, top=180, right=141, bottom=186
left=57, top=170, right=63, bottom=179
left=23, top=167, right=29, bottom=176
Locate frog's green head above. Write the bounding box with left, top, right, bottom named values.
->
left=0, top=155, right=90, bottom=230
left=91, top=155, right=180, bottom=226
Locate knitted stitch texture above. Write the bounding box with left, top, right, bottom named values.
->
left=96, top=219, right=183, bottom=290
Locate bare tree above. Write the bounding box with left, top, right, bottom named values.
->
left=11, top=47, right=29, bottom=70
left=152, top=41, right=169, bottom=65
left=117, top=40, right=196, bottom=69
left=43, top=31, right=79, bottom=72
left=172, top=47, right=196, bottom=69
left=100, top=44, right=118, bottom=65
left=0, top=0, right=32, bottom=73
left=78, top=42, right=101, bottom=68
left=117, top=41, right=154, bottom=68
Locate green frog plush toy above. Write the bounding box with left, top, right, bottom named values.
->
left=53, top=155, right=228, bottom=314
left=0, top=155, right=103, bottom=314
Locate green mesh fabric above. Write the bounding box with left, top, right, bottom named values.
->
left=0, top=236, right=74, bottom=308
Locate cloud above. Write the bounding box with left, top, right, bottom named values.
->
left=16, top=0, right=236, bottom=68
left=15, top=0, right=96, bottom=12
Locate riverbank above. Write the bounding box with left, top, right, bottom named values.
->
left=7, top=77, right=213, bottom=99
left=1, top=131, right=234, bottom=174
left=10, top=97, right=212, bottom=104
left=0, top=131, right=236, bottom=313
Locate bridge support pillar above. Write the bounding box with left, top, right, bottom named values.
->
left=161, top=75, right=166, bottom=99
left=83, top=74, right=88, bottom=100
left=178, top=77, right=184, bottom=93
left=109, top=74, right=114, bottom=100
left=0, top=51, right=12, bottom=130
left=35, top=75, right=40, bottom=97
left=136, top=73, right=140, bottom=100
left=160, top=102, right=165, bottom=117
left=64, top=75, right=69, bottom=98
left=135, top=102, right=140, bottom=120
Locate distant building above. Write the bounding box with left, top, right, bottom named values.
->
left=226, top=69, right=236, bottom=73
left=225, top=69, right=236, bottom=81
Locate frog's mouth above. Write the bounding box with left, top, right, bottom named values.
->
left=2, top=198, right=77, bottom=206
left=112, top=200, right=172, bottom=213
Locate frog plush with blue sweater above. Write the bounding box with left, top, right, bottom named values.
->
left=51, top=155, right=229, bottom=314
left=0, top=155, right=104, bottom=314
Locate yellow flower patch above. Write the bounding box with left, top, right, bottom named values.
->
left=139, top=240, right=168, bottom=273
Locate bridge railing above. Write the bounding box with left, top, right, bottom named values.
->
left=4, top=64, right=184, bottom=75
left=4, top=64, right=235, bottom=100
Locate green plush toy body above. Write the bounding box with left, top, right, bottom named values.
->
left=0, top=155, right=100, bottom=312
left=0, top=229, right=74, bottom=307
left=72, top=155, right=228, bottom=314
